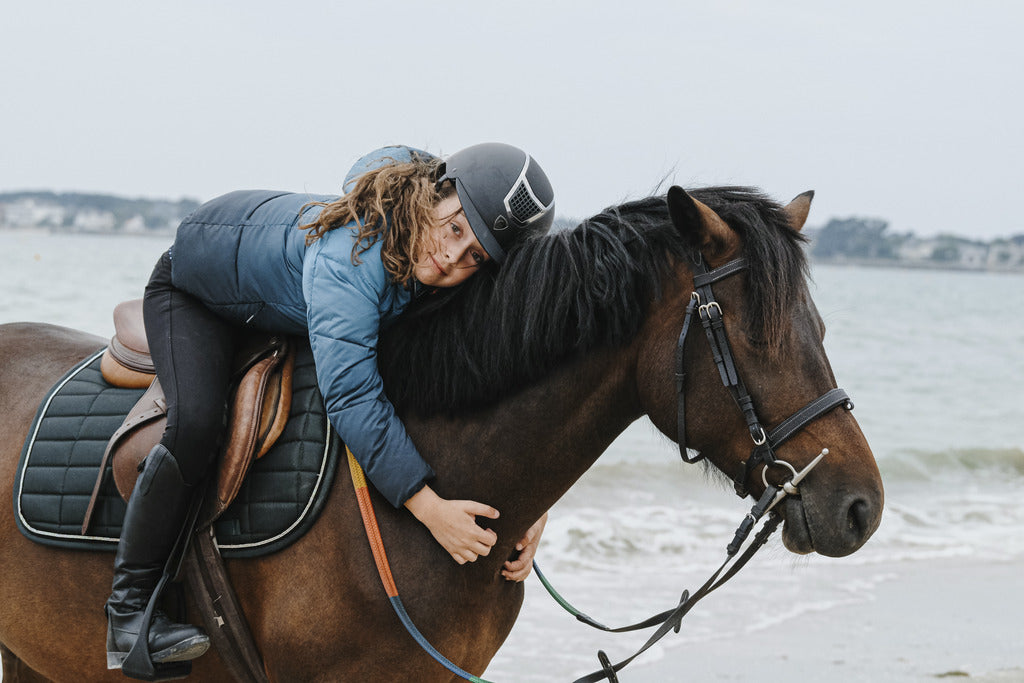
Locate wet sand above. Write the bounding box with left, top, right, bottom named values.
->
left=627, top=558, right=1023, bottom=682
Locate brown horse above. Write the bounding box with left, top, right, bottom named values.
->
left=0, top=186, right=883, bottom=681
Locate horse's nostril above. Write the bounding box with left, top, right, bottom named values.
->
left=846, top=498, right=873, bottom=539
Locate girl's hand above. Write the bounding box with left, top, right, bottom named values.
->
left=502, top=512, right=548, bottom=582
left=405, top=485, right=499, bottom=564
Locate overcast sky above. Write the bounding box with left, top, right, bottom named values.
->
left=3, top=1, right=1021, bottom=238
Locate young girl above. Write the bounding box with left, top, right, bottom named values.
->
left=106, top=143, right=555, bottom=671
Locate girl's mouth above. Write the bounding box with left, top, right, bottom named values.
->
left=431, top=256, right=446, bottom=276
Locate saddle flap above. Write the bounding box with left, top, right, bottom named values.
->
left=199, top=341, right=293, bottom=529
left=111, top=380, right=169, bottom=501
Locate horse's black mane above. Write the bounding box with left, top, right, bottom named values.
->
left=379, top=187, right=808, bottom=416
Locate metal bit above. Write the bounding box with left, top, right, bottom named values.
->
left=764, top=448, right=829, bottom=514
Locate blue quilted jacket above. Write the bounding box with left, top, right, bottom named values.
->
left=170, top=146, right=436, bottom=507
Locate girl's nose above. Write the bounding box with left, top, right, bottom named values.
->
left=449, top=244, right=468, bottom=267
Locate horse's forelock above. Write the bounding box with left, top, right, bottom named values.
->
left=690, top=187, right=810, bottom=349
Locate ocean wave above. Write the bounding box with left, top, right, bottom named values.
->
left=877, top=447, right=1024, bottom=481
left=547, top=456, right=1024, bottom=574
left=582, top=444, right=1024, bottom=485
left=541, top=503, right=742, bottom=571
left=585, top=438, right=1024, bottom=489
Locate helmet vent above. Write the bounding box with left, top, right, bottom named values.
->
left=507, top=182, right=543, bottom=225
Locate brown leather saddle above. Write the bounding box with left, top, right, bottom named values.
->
left=82, top=299, right=295, bottom=534
left=83, top=299, right=298, bottom=683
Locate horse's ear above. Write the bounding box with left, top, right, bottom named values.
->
left=667, top=186, right=702, bottom=241
left=782, top=190, right=814, bottom=232
left=667, top=186, right=739, bottom=265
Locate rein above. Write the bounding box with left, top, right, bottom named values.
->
left=346, top=443, right=813, bottom=683
left=538, top=448, right=827, bottom=683
left=346, top=253, right=857, bottom=682
left=345, top=447, right=493, bottom=683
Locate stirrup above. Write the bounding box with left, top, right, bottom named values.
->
left=113, top=574, right=197, bottom=681
left=115, top=575, right=211, bottom=680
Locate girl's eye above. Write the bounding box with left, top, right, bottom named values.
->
left=471, top=251, right=484, bottom=265
left=451, top=223, right=462, bottom=237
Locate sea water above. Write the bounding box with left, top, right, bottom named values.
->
left=1, top=230, right=1022, bottom=680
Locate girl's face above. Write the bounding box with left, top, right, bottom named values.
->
left=414, top=194, right=491, bottom=288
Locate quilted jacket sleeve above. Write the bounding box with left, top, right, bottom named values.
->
left=303, top=243, right=434, bottom=508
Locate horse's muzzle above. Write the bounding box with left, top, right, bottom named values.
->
left=781, top=488, right=882, bottom=557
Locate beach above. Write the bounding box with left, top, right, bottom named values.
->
left=485, top=458, right=1024, bottom=682
left=624, top=557, right=1024, bottom=682
left=2, top=232, right=1023, bottom=682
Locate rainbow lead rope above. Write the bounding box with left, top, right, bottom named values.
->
left=346, top=447, right=492, bottom=683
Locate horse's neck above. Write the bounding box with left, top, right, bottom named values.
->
left=406, top=344, right=641, bottom=551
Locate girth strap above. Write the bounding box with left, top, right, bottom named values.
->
left=183, top=527, right=270, bottom=683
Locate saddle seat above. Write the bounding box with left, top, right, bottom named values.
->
left=85, top=299, right=295, bottom=533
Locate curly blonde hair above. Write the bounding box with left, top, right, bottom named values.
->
left=301, top=154, right=454, bottom=287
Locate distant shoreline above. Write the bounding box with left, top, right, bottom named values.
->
left=812, top=255, right=1024, bottom=275
left=4, top=226, right=1023, bottom=275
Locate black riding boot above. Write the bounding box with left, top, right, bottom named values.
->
left=106, top=444, right=210, bottom=671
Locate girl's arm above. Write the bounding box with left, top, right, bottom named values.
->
left=404, top=484, right=499, bottom=564
left=305, top=236, right=499, bottom=565
left=304, top=247, right=435, bottom=508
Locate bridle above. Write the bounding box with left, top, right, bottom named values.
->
left=347, top=249, right=862, bottom=683
left=675, top=251, right=853, bottom=497
left=538, top=250, right=860, bottom=682
left=539, top=252, right=859, bottom=682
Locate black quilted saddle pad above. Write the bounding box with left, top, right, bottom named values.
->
left=14, top=340, right=340, bottom=559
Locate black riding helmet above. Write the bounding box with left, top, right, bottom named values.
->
left=435, top=143, right=555, bottom=264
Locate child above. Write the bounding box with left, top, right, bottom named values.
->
left=106, top=143, right=555, bottom=670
